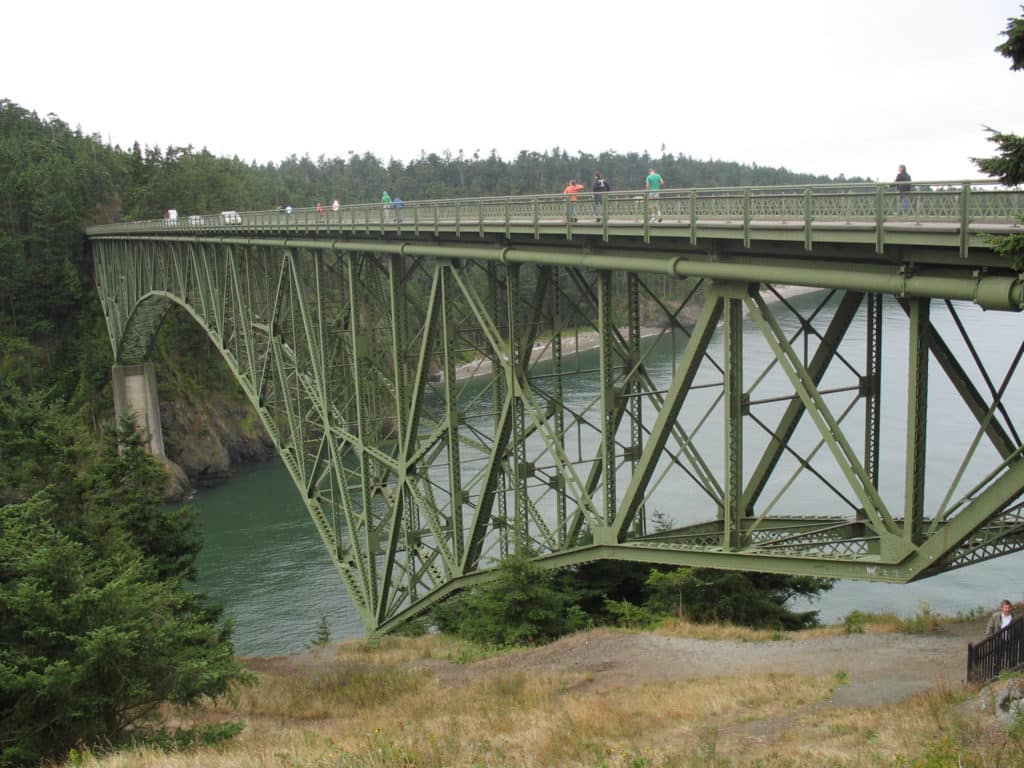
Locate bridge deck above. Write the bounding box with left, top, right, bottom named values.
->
left=88, top=180, right=1024, bottom=267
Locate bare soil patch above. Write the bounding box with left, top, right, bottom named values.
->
left=251, top=614, right=985, bottom=710
left=408, top=619, right=982, bottom=708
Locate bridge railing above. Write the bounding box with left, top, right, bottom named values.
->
left=90, top=180, right=1023, bottom=235
left=967, top=615, right=1024, bottom=684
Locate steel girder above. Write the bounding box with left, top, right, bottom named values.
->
left=92, top=235, right=1024, bottom=633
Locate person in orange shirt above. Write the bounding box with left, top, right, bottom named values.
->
left=563, top=178, right=584, bottom=223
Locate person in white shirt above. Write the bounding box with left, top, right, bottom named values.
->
left=986, top=599, right=1015, bottom=635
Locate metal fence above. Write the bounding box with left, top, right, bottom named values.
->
left=967, top=615, right=1024, bottom=683
left=91, top=180, right=1024, bottom=234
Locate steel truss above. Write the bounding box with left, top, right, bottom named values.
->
left=92, top=235, right=1024, bottom=633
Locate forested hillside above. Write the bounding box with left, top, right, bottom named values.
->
left=0, top=97, right=859, bottom=501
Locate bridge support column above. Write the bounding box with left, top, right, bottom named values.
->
left=111, top=363, right=166, bottom=457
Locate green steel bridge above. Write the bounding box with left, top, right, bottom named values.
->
left=88, top=180, right=1024, bottom=633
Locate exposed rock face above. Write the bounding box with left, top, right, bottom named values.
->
left=158, top=455, right=191, bottom=501
left=159, top=397, right=276, bottom=500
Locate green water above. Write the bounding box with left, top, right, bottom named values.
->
left=191, top=460, right=363, bottom=656
left=190, top=291, right=1024, bottom=655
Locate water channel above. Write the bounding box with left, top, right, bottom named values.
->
left=189, top=290, right=1024, bottom=656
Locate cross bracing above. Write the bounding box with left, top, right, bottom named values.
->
left=89, top=181, right=1024, bottom=633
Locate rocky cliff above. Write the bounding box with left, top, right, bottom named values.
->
left=159, top=395, right=275, bottom=501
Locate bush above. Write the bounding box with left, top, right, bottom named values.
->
left=603, top=598, right=660, bottom=630
left=644, top=567, right=832, bottom=630
left=843, top=610, right=869, bottom=634
left=430, top=554, right=588, bottom=646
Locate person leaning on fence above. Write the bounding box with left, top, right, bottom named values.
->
left=987, top=599, right=1014, bottom=636
left=563, top=179, right=584, bottom=223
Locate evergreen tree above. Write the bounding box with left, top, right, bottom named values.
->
left=431, top=554, right=588, bottom=645
left=0, top=492, right=243, bottom=767
left=974, top=7, right=1024, bottom=262
left=0, top=425, right=244, bottom=767
left=78, top=420, right=203, bottom=581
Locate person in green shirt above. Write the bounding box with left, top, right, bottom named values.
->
left=645, top=168, right=664, bottom=222
left=381, top=190, right=392, bottom=220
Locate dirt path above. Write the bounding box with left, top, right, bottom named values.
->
left=413, top=617, right=984, bottom=708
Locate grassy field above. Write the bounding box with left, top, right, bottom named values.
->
left=68, top=618, right=1024, bottom=768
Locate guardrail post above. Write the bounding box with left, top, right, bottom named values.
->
left=875, top=184, right=885, bottom=254
left=960, top=183, right=972, bottom=260
left=803, top=188, right=813, bottom=252
left=643, top=193, right=651, bottom=244
left=689, top=190, right=697, bottom=246
left=743, top=188, right=751, bottom=249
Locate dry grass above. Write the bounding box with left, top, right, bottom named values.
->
left=651, top=608, right=968, bottom=643
left=69, top=630, right=1022, bottom=768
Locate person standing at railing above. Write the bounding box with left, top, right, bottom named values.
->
left=317, top=202, right=326, bottom=223
left=645, top=167, right=664, bottom=222
left=592, top=172, right=610, bottom=222
left=331, top=198, right=340, bottom=212
left=563, top=179, right=584, bottom=223
left=894, top=164, right=912, bottom=215
left=392, top=194, right=404, bottom=224
left=381, top=190, right=392, bottom=221
left=987, top=599, right=1014, bottom=636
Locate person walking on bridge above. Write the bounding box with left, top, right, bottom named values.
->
left=592, top=171, right=610, bottom=222
left=894, top=164, right=911, bottom=215
left=563, top=178, right=584, bottom=223
left=645, top=167, right=664, bottom=222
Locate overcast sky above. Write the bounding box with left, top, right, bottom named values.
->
left=4, top=0, right=1023, bottom=184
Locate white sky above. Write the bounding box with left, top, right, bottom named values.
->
left=4, top=0, right=1023, bottom=184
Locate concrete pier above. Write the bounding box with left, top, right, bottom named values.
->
left=111, top=363, right=166, bottom=457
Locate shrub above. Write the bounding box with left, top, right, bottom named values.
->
left=430, top=554, right=587, bottom=645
